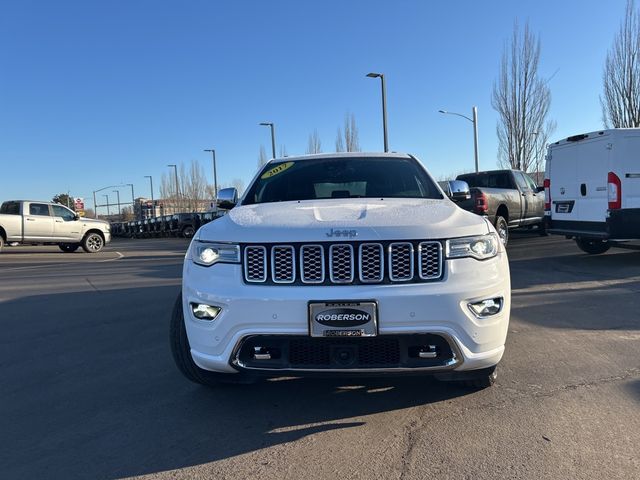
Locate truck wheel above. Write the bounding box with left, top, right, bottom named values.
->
left=458, top=366, right=497, bottom=389
left=170, top=293, right=252, bottom=386
left=494, top=216, right=509, bottom=246
left=182, top=226, right=195, bottom=238
left=436, top=365, right=497, bottom=389
left=59, top=243, right=80, bottom=253
left=538, top=220, right=549, bottom=236
left=575, top=237, right=610, bottom=255
left=82, top=232, right=104, bottom=253
left=0, top=236, right=3, bottom=253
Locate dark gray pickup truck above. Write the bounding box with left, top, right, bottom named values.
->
left=454, top=170, right=545, bottom=245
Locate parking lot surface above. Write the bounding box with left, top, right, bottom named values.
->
left=1, top=234, right=639, bottom=479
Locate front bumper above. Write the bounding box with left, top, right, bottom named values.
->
left=182, top=253, right=510, bottom=374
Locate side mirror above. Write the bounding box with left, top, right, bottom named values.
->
left=216, top=187, right=238, bottom=209
left=74, top=214, right=80, bottom=221
left=536, top=186, right=545, bottom=193
left=447, top=180, right=471, bottom=202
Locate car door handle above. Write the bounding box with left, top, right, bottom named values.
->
left=26, top=218, right=35, bottom=221
left=55, top=220, right=63, bottom=223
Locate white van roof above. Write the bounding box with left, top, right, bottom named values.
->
left=550, top=128, right=640, bottom=147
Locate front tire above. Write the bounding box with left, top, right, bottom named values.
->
left=182, top=226, right=196, bottom=238
left=494, top=216, right=509, bottom=246
left=170, top=293, right=251, bottom=386
left=82, top=232, right=104, bottom=253
left=437, top=365, right=497, bottom=390
left=0, top=235, right=4, bottom=253
left=575, top=237, right=610, bottom=255
left=59, top=243, right=80, bottom=253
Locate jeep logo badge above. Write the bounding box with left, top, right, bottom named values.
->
left=315, top=308, right=371, bottom=327
left=326, top=228, right=358, bottom=238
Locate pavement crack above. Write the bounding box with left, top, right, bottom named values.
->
left=85, top=278, right=101, bottom=293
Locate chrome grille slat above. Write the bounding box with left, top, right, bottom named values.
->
left=418, top=241, right=443, bottom=280
left=359, top=243, right=384, bottom=283
left=389, top=242, right=414, bottom=281
left=300, top=245, right=325, bottom=283
left=242, top=241, right=442, bottom=285
left=329, top=244, right=354, bottom=283
left=244, top=246, right=267, bottom=282
left=271, top=245, right=296, bottom=283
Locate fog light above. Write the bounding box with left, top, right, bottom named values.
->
left=468, top=297, right=503, bottom=318
left=190, top=303, right=222, bottom=320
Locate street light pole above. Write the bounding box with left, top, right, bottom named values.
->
left=168, top=164, right=179, bottom=213
left=204, top=149, right=219, bottom=215
left=259, top=122, right=276, bottom=159
left=112, top=190, right=121, bottom=220
left=125, top=183, right=135, bottom=219
left=144, top=176, right=154, bottom=217
left=438, top=106, right=480, bottom=172
left=103, top=194, right=110, bottom=217
left=366, top=72, right=389, bottom=152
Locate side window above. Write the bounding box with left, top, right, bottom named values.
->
left=29, top=203, right=51, bottom=216
left=52, top=205, right=76, bottom=221
left=523, top=173, right=539, bottom=191
left=0, top=202, right=20, bottom=215
left=514, top=172, right=531, bottom=191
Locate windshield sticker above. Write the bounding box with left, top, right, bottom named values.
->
left=261, top=161, right=294, bottom=179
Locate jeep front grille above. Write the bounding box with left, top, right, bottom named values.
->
left=242, top=241, right=443, bottom=285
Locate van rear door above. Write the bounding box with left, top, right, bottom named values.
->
left=575, top=137, right=610, bottom=223
left=616, top=134, right=640, bottom=208
left=549, top=142, right=581, bottom=222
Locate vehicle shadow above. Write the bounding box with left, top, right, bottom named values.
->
left=0, top=286, right=473, bottom=479
left=508, top=250, right=640, bottom=330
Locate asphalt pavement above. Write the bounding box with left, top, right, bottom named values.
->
left=1, top=233, right=639, bottom=479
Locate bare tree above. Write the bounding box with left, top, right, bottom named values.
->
left=306, top=129, right=322, bottom=154
left=492, top=21, right=555, bottom=173
left=258, top=145, right=268, bottom=169
left=159, top=160, right=210, bottom=212
left=231, top=178, right=245, bottom=195
left=602, top=0, right=640, bottom=127
left=335, top=127, right=345, bottom=152
left=335, top=113, right=361, bottom=152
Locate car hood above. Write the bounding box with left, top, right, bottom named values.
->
left=80, top=217, right=110, bottom=228
left=198, top=198, right=489, bottom=243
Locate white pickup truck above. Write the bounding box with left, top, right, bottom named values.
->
left=171, top=153, right=511, bottom=389
left=0, top=200, right=111, bottom=253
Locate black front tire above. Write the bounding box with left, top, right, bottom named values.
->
left=182, top=226, right=196, bottom=238
left=82, top=232, right=104, bottom=253
left=575, top=237, right=610, bottom=255
left=59, top=243, right=80, bottom=253
left=538, top=220, right=549, bottom=236
left=437, top=366, right=497, bottom=389
left=170, top=293, right=252, bottom=386
left=494, top=216, right=509, bottom=246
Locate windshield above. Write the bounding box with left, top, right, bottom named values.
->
left=243, top=157, right=442, bottom=205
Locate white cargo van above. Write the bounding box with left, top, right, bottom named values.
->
left=544, top=128, right=640, bottom=254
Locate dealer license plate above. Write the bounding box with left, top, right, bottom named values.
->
left=308, top=301, right=378, bottom=337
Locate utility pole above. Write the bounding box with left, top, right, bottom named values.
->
left=259, top=122, right=277, bottom=159
left=112, top=190, right=121, bottom=220
left=204, top=149, right=218, bottom=215
left=439, top=106, right=480, bottom=172
left=366, top=72, right=389, bottom=152
left=144, top=176, right=154, bottom=217
left=168, top=164, right=179, bottom=213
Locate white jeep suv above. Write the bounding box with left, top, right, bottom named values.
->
left=171, top=153, right=511, bottom=388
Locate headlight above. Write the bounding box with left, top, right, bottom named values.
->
left=446, top=233, right=499, bottom=260
left=191, top=241, right=240, bottom=267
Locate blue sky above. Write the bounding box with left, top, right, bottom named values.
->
left=0, top=0, right=626, bottom=210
